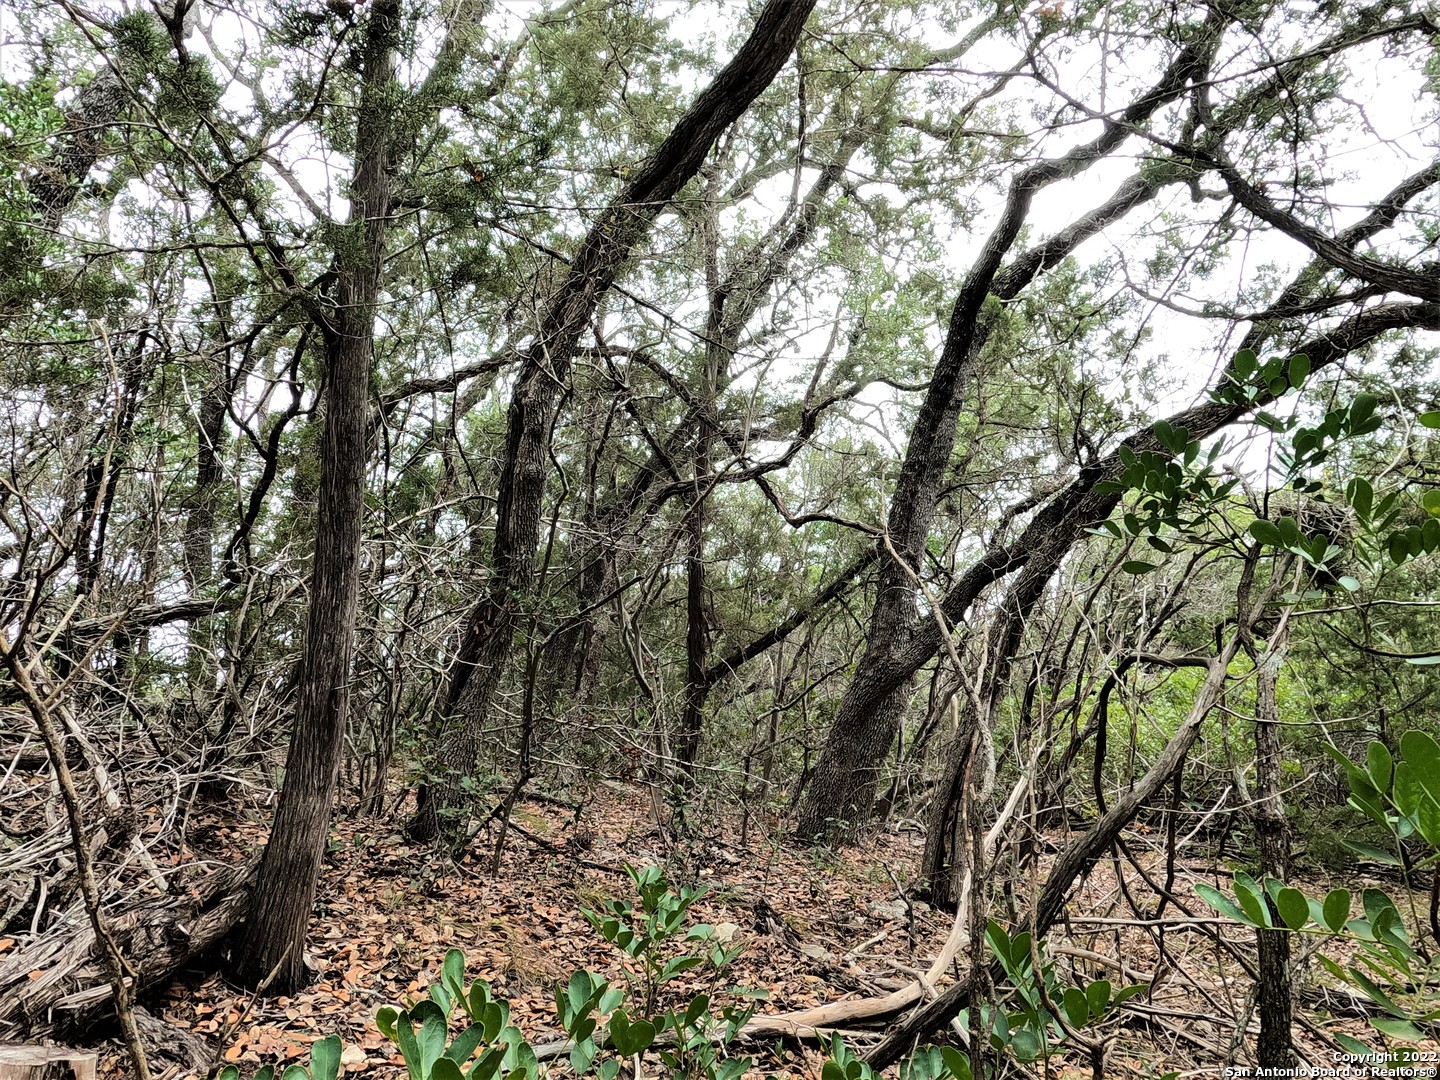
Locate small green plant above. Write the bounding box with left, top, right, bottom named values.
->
left=216, top=1035, right=341, bottom=1080
left=377, top=949, right=539, bottom=1080
left=972, top=921, right=1142, bottom=1071
left=1196, top=729, right=1440, bottom=1052
left=224, top=868, right=977, bottom=1080
left=582, top=863, right=737, bottom=1014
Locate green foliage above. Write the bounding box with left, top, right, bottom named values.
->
left=972, top=921, right=1143, bottom=1066
left=1196, top=730, right=1440, bottom=1048
left=216, top=1035, right=341, bottom=1080
left=582, top=863, right=736, bottom=1014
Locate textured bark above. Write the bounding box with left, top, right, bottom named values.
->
left=921, top=555, right=1054, bottom=906
left=413, top=0, right=819, bottom=842
left=1253, top=632, right=1294, bottom=1068
left=236, top=0, right=400, bottom=993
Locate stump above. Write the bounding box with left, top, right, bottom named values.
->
left=0, top=1045, right=97, bottom=1080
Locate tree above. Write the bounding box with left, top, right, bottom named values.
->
left=795, top=0, right=1440, bottom=841
left=409, top=0, right=821, bottom=842
left=235, top=0, right=402, bottom=993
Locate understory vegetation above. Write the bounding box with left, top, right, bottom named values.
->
left=2, top=0, right=1439, bottom=1075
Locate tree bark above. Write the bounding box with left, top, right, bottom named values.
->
left=236, top=0, right=400, bottom=993
left=1253, top=626, right=1294, bottom=1068
left=412, top=0, right=818, bottom=843
left=921, top=555, right=1054, bottom=905
left=0, top=1046, right=97, bottom=1080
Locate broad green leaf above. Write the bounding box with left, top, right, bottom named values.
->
left=1402, top=730, right=1440, bottom=804
left=1370, top=1017, right=1425, bottom=1040
left=1350, top=393, right=1379, bottom=429
left=309, top=1035, right=341, bottom=1080
left=1340, top=839, right=1401, bottom=865
left=1085, top=979, right=1112, bottom=1019
left=1276, top=887, right=1310, bottom=931
left=1323, top=889, right=1351, bottom=932
left=1421, top=411, right=1440, bottom=430
left=1233, top=873, right=1271, bottom=928
left=1336, top=1034, right=1373, bottom=1058
left=1195, top=883, right=1255, bottom=925
left=1346, top=477, right=1374, bottom=518
left=445, top=1023, right=485, bottom=1064
left=1367, top=741, right=1394, bottom=791
left=939, top=1046, right=972, bottom=1080
left=1288, top=353, right=1310, bottom=388
left=1061, top=987, right=1089, bottom=1028
left=1248, top=519, right=1283, bottom=547
left=1121, top=560, right=1158, bottom=575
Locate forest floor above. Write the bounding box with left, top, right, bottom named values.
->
left=67, top=782, right=1437, bottom=1079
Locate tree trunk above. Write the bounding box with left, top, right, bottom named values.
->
left=236, top=0, right=400, bottom=993
left=414, top=0, right=818, bottom=842
left=922, top=557, right=1053, bottom=904
left=793, top=16, right=1231, bottom=842
left=1253, top=629, right=1294, bottom=1068
left=0, top=1047, right=97, bottom=1080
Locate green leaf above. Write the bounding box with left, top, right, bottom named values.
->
left=217, top=1069, right=240, bottom=1080
left=1287, top=353, right=1310, bottom=388
left=1350, top=393, right=1379, bottom=429
left=1233, top=873, right=1271, bottom=928
left=1061, top=987, right=1089, bottom=1028
left=1340, top=839, right=1402, bottom=864
left=1121, top=560, right=1158, bottom=575
left=1338, top=575, right=1361, bottom=592
left=1336, top=1034, right=1373, bottom=1058
left=279, top=1068, right=308, bottom=1080
left=1348, top=966, right=1406, bottom=1017
left=1195, top=883, right=1255, bottom=925
left=1421, top=411, right=1440, bottom=430
left=1084, top=979, right=1112, bottom=1020
left=1323, top=889, right=1351, bottom=932
left=938, top=1047, right=972, bottom=1080
left=1367, top=742, right=1394, bottom=791
left=309, top=1035, right=342, bottom=1080
left=445, top=1023, right=486, bottom=1064
left=1386, top=531, right=1412, bottom=566
left=1370, top=1017, right=1426, bottom=1041
left=1402, top=730, right=1440, bottom=803
left=1276, top=887, right=1310, bottom=931
left=1346, top=477, right=1374, bottom=519
left=1008, top=1026, right=1042, bottom=1063
left=1248, top=519, right=1283, bottom=547
left=431, top=1060, right=466, bottom=1080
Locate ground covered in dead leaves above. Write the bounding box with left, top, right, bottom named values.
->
left=72, top=784, right=1437, bottom=1079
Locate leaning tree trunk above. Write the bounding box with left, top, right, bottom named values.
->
left=412, top=0, right=819, bottom=844
left=236, top=0, right=400, bottom=994
left=791, top=14, right=1231, bottom=842
left=922, top=555, right=1054, bottom=905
